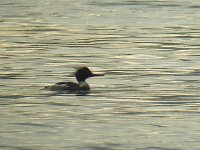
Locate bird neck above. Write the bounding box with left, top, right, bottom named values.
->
left=78, top=81, right=88, bottom=87
left=78, top=80, right=90, bottom=91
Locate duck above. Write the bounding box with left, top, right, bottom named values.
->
left=45, top=67, right=103, bottom=92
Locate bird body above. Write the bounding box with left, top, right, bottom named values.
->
left=45, top=67, right=103, bottom=92
left=47, top=81, right=89, bottom=91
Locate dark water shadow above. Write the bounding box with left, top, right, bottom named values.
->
left=137, top=147, right=180, bottom=150
left=42, top=89, right=91, bottom=97
left=83, top=143, right=121, bottom=150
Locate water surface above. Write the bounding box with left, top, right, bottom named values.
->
left=0, top=0, right=200, bottom=150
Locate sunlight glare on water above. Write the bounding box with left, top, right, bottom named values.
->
left=0, top=0, right=200, bottom=150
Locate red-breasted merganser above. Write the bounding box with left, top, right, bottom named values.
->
left=45, top=67, right=103, bottom=91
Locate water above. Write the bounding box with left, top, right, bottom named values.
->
left=0, top=0, right=200, bottom=149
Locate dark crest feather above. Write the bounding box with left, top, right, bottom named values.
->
left=75, top=67, right=94, bottom=81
